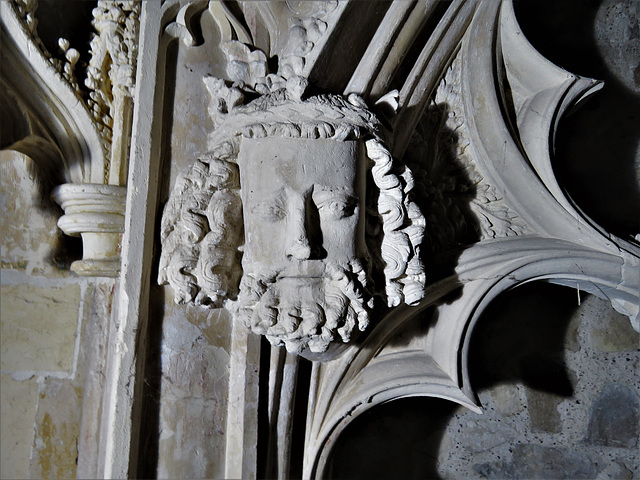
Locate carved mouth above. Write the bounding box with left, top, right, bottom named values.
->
left=277, top=274, right=323, bottom=280
left=277, top=261, right=326, bottom=280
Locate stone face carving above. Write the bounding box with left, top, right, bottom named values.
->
left=237, top=137, right=370, bottom=353
left=159, top=89, right=426, bottom=353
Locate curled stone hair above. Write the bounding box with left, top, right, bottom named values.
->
left=158, top=141, right=243, bottom=307
left=158, top=88, right=426, bottom=309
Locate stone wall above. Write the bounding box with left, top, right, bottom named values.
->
left=326, top=283, right=640, bottom=479
left=0, top=150, right=114, bottom=479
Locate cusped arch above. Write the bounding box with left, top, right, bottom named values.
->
left=1, top=1, right=105, bottom=184
left=304, top=236, right=638, bottom=478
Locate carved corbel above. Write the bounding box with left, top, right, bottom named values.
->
left=157, top=1, right=429, bottom=356
left=52, top=183, right=126, bottom=276
left=159, top=87, right=427, bottom=355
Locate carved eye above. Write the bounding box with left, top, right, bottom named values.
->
left=317, top=197, right=357, bottom=220
left=251, top=201, right=285, bottom=222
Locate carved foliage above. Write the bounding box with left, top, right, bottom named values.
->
left=199, top=0, right=339, bottom=125
left=405, top=57, right=526, bottom=256
left=86, top=1, right=140, bottom=164
left=7, top=0, right=140, bottom=186
left=10, top=0, right=82, bottom=94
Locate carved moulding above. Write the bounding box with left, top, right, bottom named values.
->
left=299, top=0, right=640, bottom=477
left=55, top=1, right=139, bottom=277
left=303, top=238, right=639, bottom=478
left=1, top=1, right=104, bottom=184
left=96, top=1, right=638, bottom=478
left=53, top=183, right=126, bottom=276
left=1, top=0, right=139, bottom=277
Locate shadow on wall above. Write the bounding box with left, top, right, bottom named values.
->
left=514, top=0, right=640, bottom=237
left=324, top=396, right=458, bottom=480
left=468, top=283, right=579, bottom=397
left=404, top=102, right=481, bottom=283
left=324, top=283, right=581, bottom=480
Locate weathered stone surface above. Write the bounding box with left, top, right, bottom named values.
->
left=475, top=444, right=601, bottom=479
left=0, top=283, right=81, bottom=373
left=514, top=445, right=601, bottom=479
left=0, top=151, right=64, bottom=276
left=474, top=460, right=516, bottom=479
left=490, top=384, right=524, bottom=417
left=157, top=304, right=231, bottom=479
left=585, top=384, right=639, bottom=448
left=30, top=379, right=83, bottom=479
left=433, top=283, right=639, bottom=479
left=595, top=0, right=640, bottom=93
left=596, top=460, right=634, bottom=480
left=591, top=304, right=640, bottom=352
left=565, top=310, right=581, bottom=353
left=0, top=374, right=39, bottom=480
left=525, top=387, right=563, bottom=433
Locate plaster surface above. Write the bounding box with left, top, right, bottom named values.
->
left=157, top=300, right=232, bottom=479
left=0, top=151, right=67, bottom=276
left=1, top=281, right=81, bottom=374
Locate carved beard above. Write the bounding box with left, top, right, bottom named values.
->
left=235, top=261, right=372, bottom=353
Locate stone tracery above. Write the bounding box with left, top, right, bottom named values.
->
left=1, top=0, right=638, bottom=478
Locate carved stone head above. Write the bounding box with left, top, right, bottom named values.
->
left=159, top=90, right=426, bottom=354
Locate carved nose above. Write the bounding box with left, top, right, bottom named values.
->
left=286, top=195, right=313, bottom=260
left=286, top=213, right=312, bottom=260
